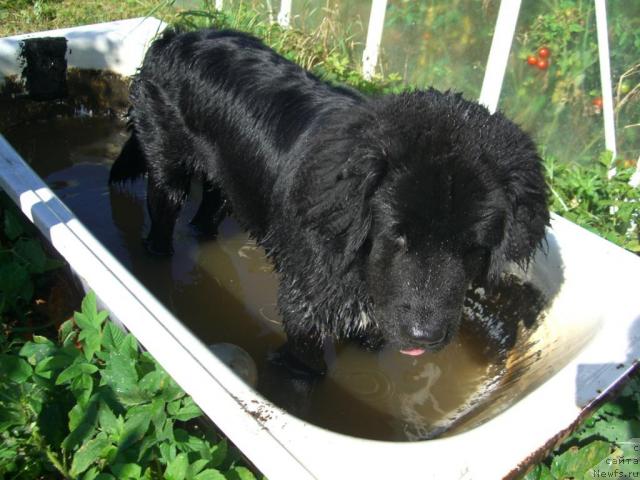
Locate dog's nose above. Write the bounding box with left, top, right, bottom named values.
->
left=405, top=324, right=448, bottom=347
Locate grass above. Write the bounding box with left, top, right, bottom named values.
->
left=0, top=0, right=177, bottom=37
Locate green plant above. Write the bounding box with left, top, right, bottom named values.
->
left=172, top=1, right=404, bottom=95
left=545, top=152, right=640, bottom=253
left=0, top=195, right=63, bottom=319
left=0, top=291, right=258, bottom=480
left=506, top=0, right=640, bottom=165
left=523, top=375, right=640, bottom=479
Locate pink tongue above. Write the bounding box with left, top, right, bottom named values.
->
left=400, top=348, right=426, bottom=356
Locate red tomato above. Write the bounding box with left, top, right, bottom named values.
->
left=592, top=97, right=603, bottom=108
left=527, top=55, right=538, bottom=66
left=538, top=47, right=550, bottom=58
left=537, top=58, right=549, bottom=70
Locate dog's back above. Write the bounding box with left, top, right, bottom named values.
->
left=111, top=28, right=364, bottom=238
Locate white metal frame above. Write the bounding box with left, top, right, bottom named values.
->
left=478, top=0, right=523, bottom=113
left=277, top=0, right=292, bottom=27
left=362, top=0, right=388, bottom=80
left=594, top=0, right=617, bottom=174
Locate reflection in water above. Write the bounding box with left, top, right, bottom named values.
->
left=5, top=115, right=552, bottom=440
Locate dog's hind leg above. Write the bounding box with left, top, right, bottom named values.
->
left=189, top=178, right=229, bottom=236
left=144, top=168, right=190, bottom=256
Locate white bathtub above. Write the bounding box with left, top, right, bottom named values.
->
left=1, top=18, right=639, bottom=480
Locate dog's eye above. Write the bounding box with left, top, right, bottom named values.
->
left=395, top=235, right=408, bottom=252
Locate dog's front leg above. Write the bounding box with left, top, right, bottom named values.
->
left=281, top=335, right=327, bottom=376
left=275, top=333, right=327, bottom=378
left=190, top=179, right=229, bottom=236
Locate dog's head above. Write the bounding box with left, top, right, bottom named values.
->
left=300, top=90, right=549, bottom=354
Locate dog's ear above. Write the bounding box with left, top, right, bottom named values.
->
left=297, top=142, right=387, bottom=270
left=486, top=153, right=550, bottom=282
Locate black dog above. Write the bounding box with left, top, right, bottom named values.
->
left=110, top=28, right=549, bottom=375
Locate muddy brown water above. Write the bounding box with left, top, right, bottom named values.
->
left=3, top=113, right=550, bottom=441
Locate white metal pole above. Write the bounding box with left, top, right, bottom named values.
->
left=594, top=0, right=618, bottom=175
left=478, top=0, right=522, bottom=113
left=362, top=0, right=388, bottom=80
left=215, top=0, right=223, bottom=10
left=630, top=154, right=640, bottom=188
left=278, top=0, right=292, bottom=27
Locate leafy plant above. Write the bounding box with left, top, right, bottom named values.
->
left=0, top=195, right=63, bottom=319
left=0, top=291, right=258, bottom=480
left=523, top=375, right=640, bottom=479
left=545, top=152, right=640, bottom=253
left=172, top=1, right=404, bottom=95
left=506, top=0, right=640, bottom=165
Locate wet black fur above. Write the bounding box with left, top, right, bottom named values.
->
left=110, top=28, right=549, bottom=373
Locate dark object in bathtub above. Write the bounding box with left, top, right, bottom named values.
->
left=20, top=37, right=68, bottom=101
left=109, top=28, right=550, bottom=377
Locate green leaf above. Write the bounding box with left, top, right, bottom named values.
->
left=120, top=333, right=139, bottom=359
left=59, top=318, right=76, bottom=346
left=4, top=208, right=24, bottom=240
left=71, top=373, right=94, bottom=405
left=139, top=369, right=169, bottom=396
left=79, top=292, right=99, bottom=326
left=164, top=452, right=189, bottom=480
left=209, top=440, right=228, bottom=468
left=79, top=326, right=103, bottom=362
left=0, top=354, right=32, bottom=383
left=159, top=441, right=177, bottom=465
left=571, top=411, right=640, bottom=445
left=174, top=430, right=209, bottom=455
left=56, top=362, right=98, bottom=385
left=156, top=418, right=175, bottom=444
left=188, top=459, right=210, bottom=478
left=102, top=322, right=127, bottom=353
left=75, top=296, right=106, bottom=360
left=0, top=261, right=32, bottom=306
left=551, top=441, right=611, bottom=479
left=111, top=463, right=142, bottom=479
left=225, top=466, right=257, bottom=480
left=151, top=396, right=167, bottom=424
left=70, top=433, right=112, bottom=477
left=174, top=397, right=202, bottom=422
left=98, top=401, right=122, bottom=439
left=63, top=396, right=99, bottom=451
left=35, top=352, right=76, bottom=378
left=19, top=337, right=57, bottom=365
left=14, top=238, right=47, bottom=274
left=118, top=403, right=152, bottom=451
left=159, top=374, right=185, bottom=402
left=0, top=397, right=27, bottom=430
left=100, top=350, right=146, bottom=406
left=168, top=400, right=181, bottom=416
left=194, top=470, right=226, bottom=480
left=81, top=466, right=100, bottom=480
left=523, top=463, right=555, bottom=480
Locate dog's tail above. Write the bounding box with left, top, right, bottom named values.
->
left=109, top=125, right=147, bottom=184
